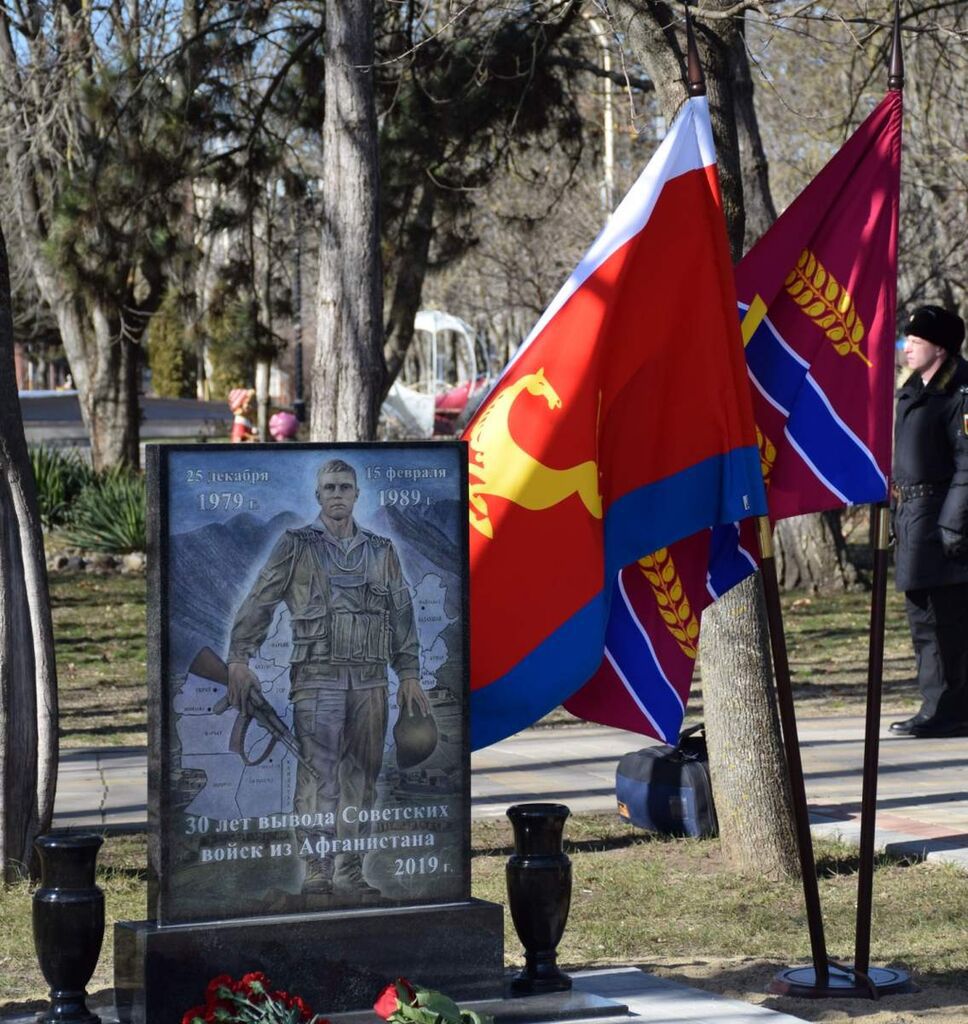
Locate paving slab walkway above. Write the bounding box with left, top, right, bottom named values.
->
left=53, top=714, right=968, bottom=869
left=573, top=968, right=807, bottom=1024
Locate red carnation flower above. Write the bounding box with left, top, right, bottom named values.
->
left=205, top=974, right=236, bottom=1010
left=181, top=1006, right=205, bottom=1024
left=240, top=971, right=269, bottom=1001
left=288, top=994, right=313, bottom=1021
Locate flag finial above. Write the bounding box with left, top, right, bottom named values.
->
left=888, top=0, right=904, bottom=91
left=685, top=2, right=706, bottom=97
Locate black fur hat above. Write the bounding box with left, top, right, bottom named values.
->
left=905, top=305, right=965, bottom=354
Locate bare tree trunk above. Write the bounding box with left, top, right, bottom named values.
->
left=383, top=181, right=436, bottom=397
left=0, top=222, right=58, bottom=882
left=730, top=24, right=776, bottom=253
left=775, top=510, right=860, bottom=592
left=700, top=575, right=800, bottom=877
left=310, top=2, right=384, bottom=442
left=730, top=20, right=855, bottom=592
left=255, top=358, right=271, bottom=442
left=0, top=12, right=146, bottom=471
left=54, top=300, right=141, bottom=470
left=614, top=0, right=798, bottom=876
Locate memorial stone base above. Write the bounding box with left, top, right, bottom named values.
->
left=114, top=899, right=504, bottom=1024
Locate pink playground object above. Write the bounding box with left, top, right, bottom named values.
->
left=269, top=410, right=300, bottom=441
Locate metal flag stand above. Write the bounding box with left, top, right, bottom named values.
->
left=849, top=9, right=916, bottom=992
left=681, top=0, right=913, bottom=998
left=765, top=0, right=913, bottom=998
left=850, top=503, right=915, bottom=996
left=761, top=514, right=910, bottom=998
left=756, top=518, right=837, bottom=995
left=681, top=4, right=839, bottom=994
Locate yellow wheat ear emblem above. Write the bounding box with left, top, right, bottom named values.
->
left=785, top=249, right=871, bottom=367
left=638, top=549, right=699, bottom=660
left=757, top=425, right=777, bottom=487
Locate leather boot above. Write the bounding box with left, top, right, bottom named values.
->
left=889, top=713, right=930, bottom=735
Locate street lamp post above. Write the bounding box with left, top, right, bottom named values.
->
left=586, top=15, right=615, bottom=219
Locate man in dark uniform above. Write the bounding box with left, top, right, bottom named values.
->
left=226, top=458, right=430, bottom=893
left=891, top=305, right=968, bottom=738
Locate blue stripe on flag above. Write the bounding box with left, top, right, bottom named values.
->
left=785, top=377, right=887, bottom=504
left=605, top=445, right=764, bottom=581
left=471, top=445, right=764, bottom=749
left=707, top=523, right=756, bottom=599
left=470, top=590, right=606, bottom=749
left=743, top=313, right=886, bottom=505
left=744, top=314, right=806, bottom=416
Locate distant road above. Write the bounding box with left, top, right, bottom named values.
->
left=19, top=392, right=231, bottom=443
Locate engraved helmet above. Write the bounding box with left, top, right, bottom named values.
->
left=393, top=706, right=438, bottom=769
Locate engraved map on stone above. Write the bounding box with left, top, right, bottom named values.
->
left=174, top=606, right=296, bottom=821
left=414, top=574, right=455, bottom=686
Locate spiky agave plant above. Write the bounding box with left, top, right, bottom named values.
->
left=63, top=467, right=146, bottom=553
left=29, top=445, right=96, bottom=530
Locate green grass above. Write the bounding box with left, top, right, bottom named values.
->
left=20, top=570, right=943, bottom=1019
left=1, top=817, right=964, bottom=1010
left=472, top=814, right=967, bottom=978
left=538, top=584, right=919, bottom=729
left=50, top=572, right=147, bottom=748
left=775, top=585, right=918, bottom=715
left=49, top=569, right=919, bottom=749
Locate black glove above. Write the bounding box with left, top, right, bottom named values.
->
left=940, top=526, right=968, bottom=559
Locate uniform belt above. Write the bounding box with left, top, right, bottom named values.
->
left=891, top=482, right=948, bottom=503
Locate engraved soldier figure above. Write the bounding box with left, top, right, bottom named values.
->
left=225, top=458, right=430, bottom=895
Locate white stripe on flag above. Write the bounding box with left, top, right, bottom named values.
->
left=493, top=97, right=717, bottom=387
left=603, top=646, right=667, bottom=743
left=617, top=570, right=685, bottom=721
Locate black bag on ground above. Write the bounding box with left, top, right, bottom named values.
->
left=615, top=724, right=718, bottom=838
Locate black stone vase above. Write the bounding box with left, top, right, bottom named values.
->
left=506, top=802, right=572, bottom=995
left=33, top=833, right=105, bottom=1024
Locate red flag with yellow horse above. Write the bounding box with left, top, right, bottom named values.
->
left=464, top=96, right=766, bottom=749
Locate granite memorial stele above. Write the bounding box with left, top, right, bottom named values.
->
left=115, top=442, right=503, bottom=1023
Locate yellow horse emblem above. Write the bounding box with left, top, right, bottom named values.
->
left=467, top=368, right=602, bottom=539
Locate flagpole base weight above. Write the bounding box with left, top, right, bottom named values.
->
left=769, top=965, right=914, bottom=999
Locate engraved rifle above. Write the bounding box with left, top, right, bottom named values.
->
left=189, top=647, right=321, bottom=781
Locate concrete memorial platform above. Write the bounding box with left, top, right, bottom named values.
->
left=115, top=443, right=502, bottom=1023
left=2, top=969, right=809, bottom=1024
